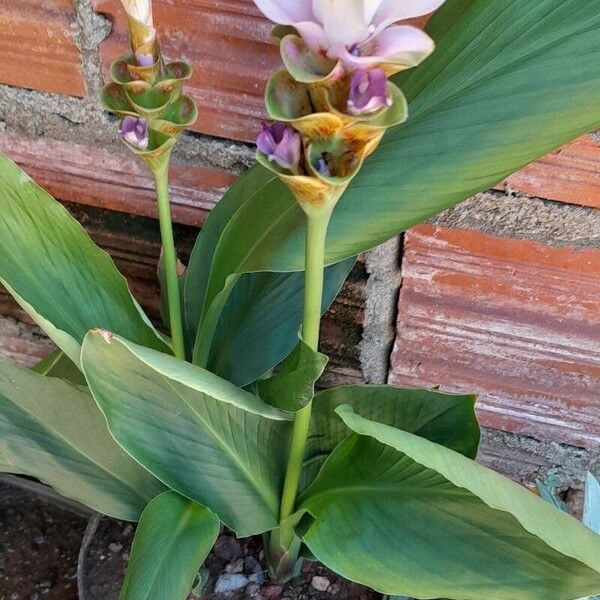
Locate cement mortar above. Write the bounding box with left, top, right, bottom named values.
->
left=360, top=236, right=402, bottom=384
left=431, top=191, right=600, bottom=249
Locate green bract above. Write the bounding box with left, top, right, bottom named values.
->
left=0, top=0, right=600, bottom=598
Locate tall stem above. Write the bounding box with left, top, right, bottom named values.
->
left=153, top=164, right=186, bottom=360
left=274, top=210, right=330, bottom=560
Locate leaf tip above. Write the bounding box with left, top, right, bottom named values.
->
left=91, top=328, right=114, bottom=343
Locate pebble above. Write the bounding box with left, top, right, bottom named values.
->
left=244, top=556, right=262, bottom=574
left=261, top=584, right=283, bottom=597
left=248, top=571, right=266, bottom=585
left=213, top=536, right=243, bottom=561
left=225, top=558, right=244, bottom=574
left=214, top=574, right=249, bottom=594
left=108, top=542, right=123, bottom=553
left=311, top=576, right=330, bottom=592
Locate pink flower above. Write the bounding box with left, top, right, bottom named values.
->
left=257, top=122, right=302, bottom=171
left=254, top=0, right=444, bottom=72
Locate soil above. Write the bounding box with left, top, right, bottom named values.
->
left=0, top=481, right=87, bottom=600
left=0, top=480, right=380, bottom=600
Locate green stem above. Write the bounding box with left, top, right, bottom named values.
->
left=153, top=164, right=186, bottom=360
left=274, top=210, right=330, bottom=561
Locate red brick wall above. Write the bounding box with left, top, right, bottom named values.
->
left=0, top=0, right=598, bottom=449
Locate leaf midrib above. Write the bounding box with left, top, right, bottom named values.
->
left=160, top=374, right=279, bottom=518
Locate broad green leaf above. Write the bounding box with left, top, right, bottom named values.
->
left=184, top=165, right=354, bottom=379
left=81, top=331, right=292, bottom=536
left=183, top=166, right=276, bottom=347
left=0, top=356, right=165, bottom=519
left=257, top=340, right=328, bottom=412
left=301, top=385, right=479, bottom=490
left=197, top=0, right=600, bottom=324
left=206, top=259, right=353, bottom=387
left=32, top=349, right=87, bottom=386
left=119, top=492, right=219, bottom=600
left=299, top=407, right=600, bottom=599
left=309, top=385, right=480, bottom=460
left=0, top=155, right=169, bottom=364
left=0, top=451, right=19, bottom=474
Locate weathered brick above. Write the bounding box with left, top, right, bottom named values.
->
left=0, top=132, right=235, bottom=226
left=389, top=224, right=600, bottom=449
left=0, top=0, right=85, bottom=96
left=499, top=135, right=600, bottom=210
left=94, top=0, right=278, bottom=142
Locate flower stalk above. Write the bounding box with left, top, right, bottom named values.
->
left=101, top=0, right=197, bottom=359
left=253, top=0, right=442, bottom=581
left=153, top=163, right=186, bottom=360
left=268, top=209, right=331, bottom=580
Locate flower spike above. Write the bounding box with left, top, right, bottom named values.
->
left=101, top=0, right=197, bottom=171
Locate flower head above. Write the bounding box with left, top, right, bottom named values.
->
left=120, top=0, right=153, bottom=28
left=254, top=0, right=444, bottom=72
left=257, top=121, right=302, bottom=171
left=119, top=0, right=158, bottom=66
left=118, top=116, right=149, bottom=149
left=347, top=68, right=391, bottom=115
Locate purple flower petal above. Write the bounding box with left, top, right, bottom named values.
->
left=118, top=116, right=149, bottom=150
left=256, top=121, right=302, bottom=171
left=347, top=68, right=391, bottom=115
left=135, top=52, right=155, bottom=67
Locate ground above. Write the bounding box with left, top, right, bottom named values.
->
left=0, top=481, right=379, bottom=600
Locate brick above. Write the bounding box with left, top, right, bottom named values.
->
left=389, top=224, right=600, bottom=448
left=0, top=316, right=55, bottom=367
left=0, top=132, right=235, bottom=226
left=94, top=0, right=279, bottom=142
left=499, top=135, right=600, bottom=210
left=0, top=0, right=85, bottom=96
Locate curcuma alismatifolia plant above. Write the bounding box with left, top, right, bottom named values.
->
left=0, top=0, right=600, bottom=598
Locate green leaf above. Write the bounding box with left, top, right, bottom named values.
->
left=32, top=349, right=87, bottom=386
left=81, top=331, right=292, bottom=536
left=183, top=165, right=354, bottom=383
left=0, top=356, right=165, bottom=519
left=0, top=451, right=19, bottom=474
left=183, top=167, right=275, bottom=349
left=209, top=260, right=351, bottom=387
left=119, top=492, right=219, bottom=600
left=299, top=406, right=600, bottom=599
left=301, top=385, right=479, bottom=490
left=257, top=339, right=328, bottom=412
left=197, top=0, right=600, bottom=323
left=0, top=155, right=169, bottom=364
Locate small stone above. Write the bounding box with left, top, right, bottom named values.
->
left=225, top=558, right=244, bottom=574
left=122, top=524, right=134, bottom=537
left=244, top=556, right=262, bottom=574
left=246, top=583, right=260, bottom=596
left=214, top=536, right=243, bottom=561
left=214, top=574, right=249, bottom=594
left=311, top=576, right=330, bottom=592
left=11, top=593, right=19, bottom=600
left=248, top=571, right=265, bottom=585
left=108, top=542, right=123, bottom=553
left=328, top=583, right=340, bottom=595
left=261, top=584, right=283, bottom=598
left=34, top=535, right=45, bottom=545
